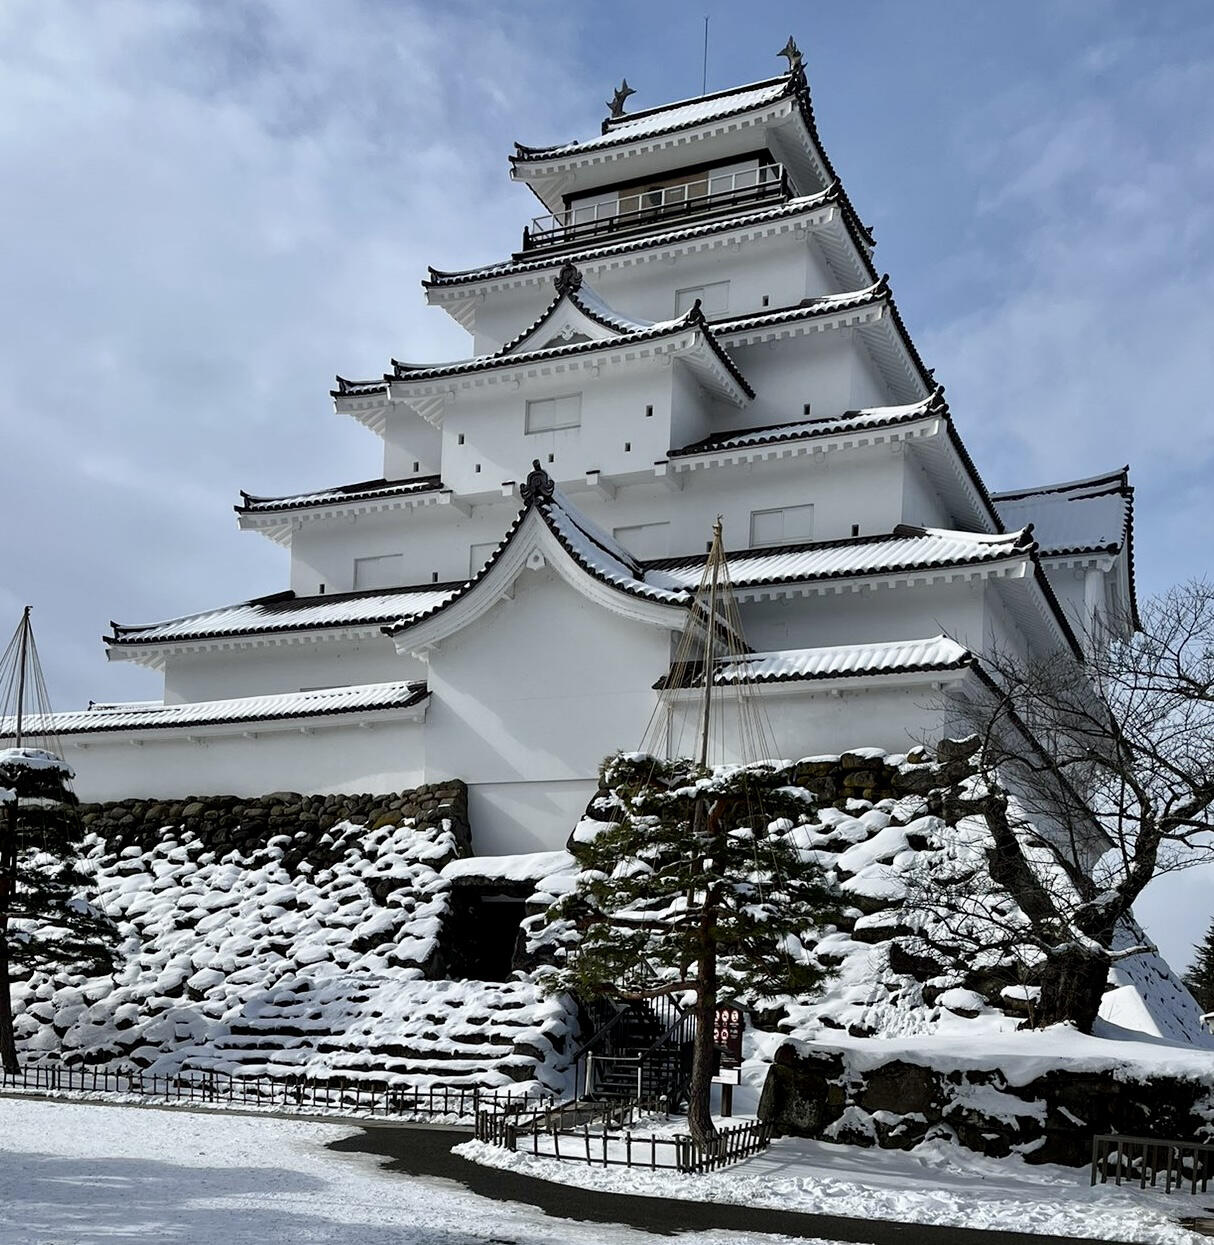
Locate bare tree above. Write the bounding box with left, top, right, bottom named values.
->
left=924, top=580, right=1214, bottom=1032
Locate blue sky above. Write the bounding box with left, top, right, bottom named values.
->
left=2, top=1, right=1212, bottom=965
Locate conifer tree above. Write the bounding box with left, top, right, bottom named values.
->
left=544, top=752, right=841, bottom=1145
left=0, top=747, right=116, bottom=1072
left=1184, top=918, right=1214, bottom=1015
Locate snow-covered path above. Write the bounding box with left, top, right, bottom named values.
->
left=0, top=1099, right=815, bottom=1245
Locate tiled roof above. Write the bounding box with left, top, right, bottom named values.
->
left=656, top=635, right=972, bottom=688
left=513, top=77, right=793, bottom=161
left=107, top=585, right=461, bottom=648
left=337, top=300, right=755, bottom=401
left=424, top=187, right=873, bottom=288
left=236, top=475, right=443, bottom=515
left=669, top=393, right=945, bottom=458
left=647, top=526, right=1033, bottom=591
left=0, top=682, right=429, bottom=738
left=992, top=469, right=1132, bottom=555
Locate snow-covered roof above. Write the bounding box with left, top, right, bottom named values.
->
left=512, top=76, right=795, bottom=162
left=649, top=526, right=1034, bottom=591
left=669, top=394, right=946, bottom=458
left=236, top=475, right=443, bottom=516
left=335, top=276, right=754, bottom=404
left=0, top=681, right=429, bottom=739
left=107, top=585, right=460, bottom=649
left=657, top=635, right=973, bottom=689
left=991, top=469, right=1132, bottom=556
left=423, top=186, right=874, bottom=290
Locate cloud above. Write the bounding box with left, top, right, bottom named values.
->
left=918, top=43, right=1214, bottom=591
left=0, top=0, right=588, bottom=707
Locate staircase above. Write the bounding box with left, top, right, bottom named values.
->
left=577, top=995, right=694, bottom=1108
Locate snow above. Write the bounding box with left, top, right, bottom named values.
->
left=441, top=849, right=575, bottom=883
left=700, top=636, right=970, bottom=685
left=4, top=681, right=428, bottom=737
left=993, top=471, right=1131, bottom=555
left=0, top=1098, right=808, bottom=1245
left=13, top=815, right=577, bottom=1093
left=523, top=81, right=791, bottom=159
left=0, top=746, right=73, bottom=777
left=458, top=1130, right=1207, bottom=1243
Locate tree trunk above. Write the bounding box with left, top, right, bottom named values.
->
left=0, top=801, right=16, bottom=1073
left=686, top=932, right=718, bottom=1146
left=0, top=935, right=16, bottom=1074
left=1035, top=946, right=1109, bottom=1032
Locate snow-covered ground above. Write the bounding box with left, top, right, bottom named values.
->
left=457, top=1127, right=1210, bottom=1245
left=0, top=1098, right=818, bottom=1245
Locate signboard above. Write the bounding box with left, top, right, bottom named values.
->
left=711, top=1067, right=742, bottom=1086
left=712, top=1005, right=744, bottom=1065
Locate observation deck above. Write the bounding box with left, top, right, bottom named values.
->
left=522, top=162, right=789, bottom=252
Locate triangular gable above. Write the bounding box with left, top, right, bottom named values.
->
left=496, top=263, right=656, bottom=357
left=382, top=477, right=691, bottom=660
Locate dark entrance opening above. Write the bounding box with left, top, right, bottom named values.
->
left=439, top=882, right=530, bottom=981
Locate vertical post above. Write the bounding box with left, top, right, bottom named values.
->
left=721, top=1082, right=733, bottom=1118
left=13, top=607, right=30, bottom=749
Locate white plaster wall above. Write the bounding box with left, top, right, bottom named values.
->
left=466, top=779, right=597, bottom=855
left=289, top=503, right=518, bottom=595
left=468, top=230, right=839, bottom=355
left=740, top=579, right=988, bottom=654
left=62, top=718, right=427, bottom=803
left=382, top=409, right=442, bottom=480
left=663, top=679, right=963, bottom=767
left=574, top=448, right=906, bottom=556
left=438, top=365, right=675, bottom=496
left=726, top=330, right=890, bottom=426
left=901, top=456, right=951, bottom=529
left=162, top=637, right=422, bottom=703
left=422, top=565, right=672, bottom=848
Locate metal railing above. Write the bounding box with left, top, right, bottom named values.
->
left=476, top=1101, right=770, bottom=1174
left=0, top=1064, right=553, bottom=1121
left=524, top=164, right=788, bottom=250
left=1090, top=1133, right=1214, bottom=1194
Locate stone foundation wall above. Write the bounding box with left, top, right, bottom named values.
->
left=758, top=1042, right=1214, bottom=1166
left=77, top=781, right=471, bottom=862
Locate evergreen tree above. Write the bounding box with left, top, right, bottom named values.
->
left=543, top=752, right=841, bottom=1145
left=1184, top=918, right=1214, bottom=1015
left=0, top=747, right=116, bottom=1072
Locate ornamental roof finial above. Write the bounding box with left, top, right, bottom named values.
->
left=521, top=458, right=555, bottom=505
left=606, top=79, right=636, bottom=120
left=554, top=260, right=583, bottom=296
left=778, top=36, right=803, bottom=76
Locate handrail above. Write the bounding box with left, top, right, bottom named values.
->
left=565, top=1001, right=629, bottom=1068
left=524, top=166, right=788, bottom=251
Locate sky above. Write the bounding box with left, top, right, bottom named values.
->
left=2, top=0, right=1213, bottom=967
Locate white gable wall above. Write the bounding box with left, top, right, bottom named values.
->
left=421, top=563, right=672, bottom=853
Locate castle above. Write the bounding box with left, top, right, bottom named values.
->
left=18, top=50, right=1135, bottom=858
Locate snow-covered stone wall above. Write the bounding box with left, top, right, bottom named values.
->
left=14, top=781, right=576, bottom=1095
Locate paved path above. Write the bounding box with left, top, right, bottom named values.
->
left=331, top=1125, right=1157, bottom=1245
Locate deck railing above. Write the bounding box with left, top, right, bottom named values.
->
left=524, top=164, right=788, bottom=250
left=1090, top=1133, right=1214, bottom=1194
left=0, top=1064, right=552, bottom=1121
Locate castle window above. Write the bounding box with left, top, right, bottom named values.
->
left=749, top=504, right=814, bottom=547
left=675, top=280, right=729, bottom=317
left=526, top=393, right=582, bottom=433
left=353, top=553, right=405, bottom=590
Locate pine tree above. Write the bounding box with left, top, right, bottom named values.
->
left=543, top=751, right=841, bottom=1145
left=1184, top=918, right=1214, bottom=1016
left=0, top=747, right=116, bottom=1072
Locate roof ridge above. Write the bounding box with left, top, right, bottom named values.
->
left=601, top=74, right=792, bottom=130
left=990, top=467, right=1130, bottom=502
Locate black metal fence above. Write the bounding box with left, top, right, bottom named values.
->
left=0, top=1064, right=553, bottom=1121
left=1090, top=1133, right=1214, bottom=1194
left=475, top=1100, right=771, bottom=1174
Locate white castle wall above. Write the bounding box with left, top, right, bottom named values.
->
left=162, top=636, right=423, bottom=704
left=61, top=716, right=427, bottom=803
